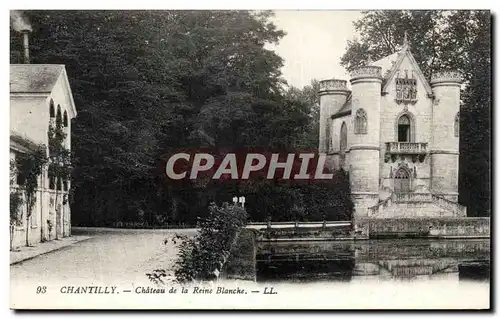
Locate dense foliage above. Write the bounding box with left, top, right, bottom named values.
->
left=340, top=10, right=491, bottom=216
left=14, top=144, right=48, bottom=245
left=48, top=118, right=72, bottom=239
left=11, top=10, right=353, bottom=226
left=148, top=202, right=247, bottom=283
left=10, top=159, right=24, bottom=250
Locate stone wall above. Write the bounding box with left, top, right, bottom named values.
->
left=356, top=217, right=490, bottom=238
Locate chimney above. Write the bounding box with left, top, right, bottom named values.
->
left=21, top=29, right=29, bottom=64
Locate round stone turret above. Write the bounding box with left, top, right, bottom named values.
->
left=430, top=69, right=462, bottom=202
left=350, top=65, right=383, bottom=84
left=319, top=79, right=349, bottom=95
left=430, top=70, right=462, bottom=87
left=348, top=65, right=383, bottom=218
left=318, top=78, right=350, bottom=153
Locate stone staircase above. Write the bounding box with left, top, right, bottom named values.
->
left=367, top=192, right=467, bottom=218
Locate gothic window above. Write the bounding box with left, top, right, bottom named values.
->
left=339, top=122, right=347, bottom=166
left=354, top=109, right=367, bottom=134
left=16, top=157, right=25, bottom=186
left=325, top=119, right=332, bottom=151
left=56, top=105, right=62, bottom=127
left=454, top=112, right=460, bottom=137
left=48, top=169, right=55, bottom=190
left=395, top=71, right=418, bottom=105
left=394, top=167, right=411, bottom=194
left=49, top=100, right=55, bottom=118
left=397, top=115, right=412, bottom=142
left=63, top=110, right=68, bottom=128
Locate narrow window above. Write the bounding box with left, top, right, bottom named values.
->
left=48, top=165, right=55, bottom=190
left=325, top=119, right=332, bottom=151
left=340, top=122, right=347, bottom=166
left=397, top=115, right=411, bottom=142
left=57, top=177, right=62, bottom=191
left=56, top=105, right=62, bottom=127
left=49, top=174, right=55, bottom=190
left=355, top=109, right=367, bottom=134
left=454, top=112, right=460, bottom=137
left=63, top=110, right=68, bottom=128
left=49, top=100, right=55, bottom=118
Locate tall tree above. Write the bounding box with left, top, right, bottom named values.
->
left=284, top=79, right=321, bottom=149
left=340, top=10, right=491, bottom=216
left=11, top=10, right=333, bottom=225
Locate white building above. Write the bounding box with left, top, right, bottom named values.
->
left=319, top=37, right=467, bottom=219
left=10, top=64, right=77, bottom=248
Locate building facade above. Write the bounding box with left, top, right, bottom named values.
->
left=10, top=64, right=77, bottom=249
left=319, top=39, right=467, bottom=219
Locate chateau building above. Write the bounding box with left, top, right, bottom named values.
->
left=319, top=36, right=467, bottom=219
left=10, top=64, right=77, bottom=248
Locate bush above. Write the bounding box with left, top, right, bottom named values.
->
left=149, top=202, right=248, bottom=284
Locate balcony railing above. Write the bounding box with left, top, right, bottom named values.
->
left=385, top=142, right=428, bottom=154
left=393, top=192, right=432, bottom=203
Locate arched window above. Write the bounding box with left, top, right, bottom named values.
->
left=340, top=122, right=347, bottom=166
left=397, top=114, right=412, bottom=142
left=394, top=167, right=411, bottom=193
left=454, top=112, right=460, bottom=137
left=49, top=100, right=55, bottom=118
left=325, top=119, right=332, bottom=151
left=354, top=109, right=367, bottom=134
left=63, top=178, right=68, bottom=191
left=56, top=105, right=62, bottom=127
left=63, top=110, right=68, bottom=128
left=48, top=167, right=55, bottom=190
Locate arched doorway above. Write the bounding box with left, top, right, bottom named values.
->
left=394, top=168, right=411, bottom=193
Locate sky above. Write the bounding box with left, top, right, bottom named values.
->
left=267, top=10, right=363, bottom=89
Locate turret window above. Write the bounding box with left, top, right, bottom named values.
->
left=339, top=122, right=347, bottom=166
left=454, top=112, right=460, bottom=137
left=325, top=119, right=333, bottom=151
left=354, top=109, right=367, bottom=134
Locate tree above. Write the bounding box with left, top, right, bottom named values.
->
left=15, top=145, right=47, bottom=246
left=11, top=11, right=319, bottom=225
left=340, top=10, right=491, bottom=216
left=48, top=114, right=71, bottom=239
left=284, top=79, right=321, bottom=149
left=10, top=159, right=23, bottom=250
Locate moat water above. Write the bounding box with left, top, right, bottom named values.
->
left=256, top=239, right=490, bottom=283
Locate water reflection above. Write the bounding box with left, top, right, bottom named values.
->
left=256, top=239, right=490, bottom=282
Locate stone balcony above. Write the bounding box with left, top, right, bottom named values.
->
left=385, top=142, right=428, bottom=155
left=393, top=192, right=432, bottom=203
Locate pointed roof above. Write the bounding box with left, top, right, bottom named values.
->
left=370, top=40, right=433, bottom=96
left=371, top=52, right=399, bottom=79
left=10, top=64, right=65, bottom=93
left=10, top=64, right=77, bottom=118
left=330, top=34, right=433, bottom=120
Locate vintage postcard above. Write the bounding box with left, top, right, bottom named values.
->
left=9, top=9, right=491, bottom=310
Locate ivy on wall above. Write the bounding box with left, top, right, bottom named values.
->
left=14, top=143, right=48, bottom=247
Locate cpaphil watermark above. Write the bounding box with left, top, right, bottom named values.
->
left=163, top=149, right=334, bottom=182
